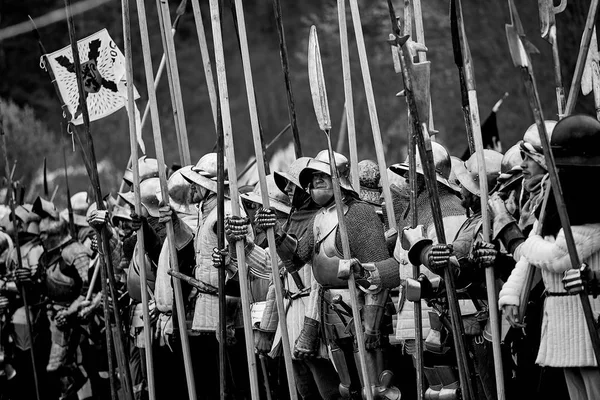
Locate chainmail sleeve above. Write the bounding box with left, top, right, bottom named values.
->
left=336, top=199, right=400, bottom=289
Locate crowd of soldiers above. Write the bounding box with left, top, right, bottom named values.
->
left=1, top=113, right=599, bottom=400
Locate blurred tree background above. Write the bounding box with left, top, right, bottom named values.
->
left=0, top=0, right=598, bottom=208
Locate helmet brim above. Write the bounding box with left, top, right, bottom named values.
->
left=180, top=168, right=228, bottom=194
left=389, top=163, right=460, bottom=193
left=240, top=192, right=291, bottom=215
left=298, top=162, right=358, bottom=195
left=118, top=191, right=160, bottom=218
left=454, top=161, right=479, bottom=196
left=59, top=208, right=89, bottom=227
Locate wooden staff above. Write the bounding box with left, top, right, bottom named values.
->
left=122, top=0, right=156, bottom=398
left=348, top=0, right=397, bottom=233
left=387, top=3, right=425, bottom=398
left=209, top=0, right=261, bottom=398
left=308, top=25, right=374, bottom=400
left=390, top=30, right=476, bottom=400
left=190, top=0, right=219, bottom=132
left=135, top=0, right=198, bottom=397
left=337, top=0, right=359, bottom=192
left=0, top=104, right=41, bottom=400
left=564, top=0, right=600, bottom=116
left=507, top=0, right=600, bottom=370
left=62, top=2, right=135, bottom=399
left=155, top=0, right=191, bottom=165
left=232, top=0, right=298, bottom=398
left=272, top=0, right=302, bottom=158
left=455, top=1, right=505, bottom=398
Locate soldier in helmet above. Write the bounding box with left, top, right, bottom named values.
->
left=387, top=141, right=466, bottom=399
left=491, top=115, right=600, bottom=400
left=256, top=150, right=401, bottom=399
left=59, top=191, right=97, bottom=251
left=402, top=149, right=512, bottom=400
left=31, top=196, right=93, bottom=398
left=121, top=156, right=165, bottom=191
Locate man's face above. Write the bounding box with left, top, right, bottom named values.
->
left=520, top=152, right=545, bottom=180
left=460, top=185, right=472, bottom=210
left=284, top=180, right=296, bottom=202
left=190, top=183, right=207, bottom=204
left=311, top=172, right=333, bottom=191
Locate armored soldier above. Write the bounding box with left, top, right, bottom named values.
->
left=494, top=115, right=600, bottom=400
left=257, top=150, right=400, bottom=399
left=403, top=150, right=509, bottom=400
left=32, top=196, right=92, bottom=398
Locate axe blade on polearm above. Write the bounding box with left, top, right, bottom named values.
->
left=538, top=0, right=568, bottom=118
left=308, top=25, right=375, bottom=400
left=506, top=0, right=600, bottom=372
left=388, top=24, right=477, bottom=400
left=581, top=26, right=600, bottom=120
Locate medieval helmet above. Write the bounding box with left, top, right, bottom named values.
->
left=357, top=159, right=382, bottom=206
left=110, top=203, right=132, bottom=225
left=240, top=174, right=292, bottom=215
left=118, top=177, right=161, bottom=217
left=492, top=144, right=524, bottom=193
left=180, top=153, right=228, bottom=194
left=454, top=150, right=503, bottom=196
left=389, top=141, right=459, bottom=192
left=519, top=120, right=557, bottom=170
left=298, top=150, right=357, bottom=195
left=122, top=156, right=165, bottom=186
left=14, top=204, right=41, bottom=235
left=157, top=165, right=197, bottom=215
left=273, top=157, right=312, bottom=194
left=32, top=196, right=59, bottom=220
left=59, top=191, right=90, bottom=227
left=550, top=114, right=600, bottom=167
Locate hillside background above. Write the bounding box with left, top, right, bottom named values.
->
left=0, top=0, right=597, bottom=207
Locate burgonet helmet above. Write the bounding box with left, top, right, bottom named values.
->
left=32, top=196, right=59, bottom=220
left=454, top=149, right=503, bottom=196
left=298, top=150, right=357, bottom=195
left=118, top=177, right=161, bottom=217
left=273, top=157, right=312, bottom=193
left=122, top=156, right=165, bottom=186
left=551, top=114, right=600, bottom=167
left=240, top=174, right=292, bottom=215
left=59, top=191, right=90, bottom=227
left=357, top=159, right=382, bottom=206
left=519, top=120, right=557, bottom=171
left=493, top=144, right=524, bottom=193
left=389, top=141, right=459, bottom=192
left=157, top=165, right=202, bottom=216
left=180, top=153, right=228, bottom=194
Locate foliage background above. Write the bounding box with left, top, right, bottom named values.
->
left=0, top=0, right=597, bottom=207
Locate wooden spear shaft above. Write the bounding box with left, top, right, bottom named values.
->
left=209, top=0, right=261, bottom=398
left=348, top=0, right=397, bottom=232
left=135, top=0, right=198, bottom=398
left=456, top=1, right=505, bottom=398
left=272, top=0, right=302, bottom=158
left=564, top=0, right=600, bottom=116
left=337, top=0, right=360, bottom=192
left=155, top=0, right=191, bottom=165
left=122, top=0, right=156, bottom=398
left=190, top=0, right=219, bottom=132
left=63, top=2, right=135, bottom=399
left=232, top=1, right=298, bottom=398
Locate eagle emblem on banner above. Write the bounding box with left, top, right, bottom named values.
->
left=45, top=29, right=144, bottom=151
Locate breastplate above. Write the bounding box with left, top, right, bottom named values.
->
left=312, top=204, right=348, bottom=289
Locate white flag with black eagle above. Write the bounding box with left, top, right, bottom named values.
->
left=44, top=28, right=145, bottom=152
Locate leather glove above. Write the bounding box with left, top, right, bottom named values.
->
left=14, top=268, right=32, bottom=284
left=0, top=295, right=9, bottom=313
left=87, top=209, right=108, bottom=231
left=293, top=317, right=320, bottom=359
left=212, top=247, right=231, bottom=269
left=471, top=241, right=498, bottom=269
left=254, top=329, right=275, bottom=355
left=426, top=244, right=453, bottom=273
left=488, top=192, right=510, bottom=219
left=158, top=202, right=173, bottom=225
left=254, top=208, right=283, bottom=237
left=130, top=212, right=144, bottom=232
left=225, top=215, right=249, bottom=244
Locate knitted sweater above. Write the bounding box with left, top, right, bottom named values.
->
left=498, top=223, right=600, bottom=367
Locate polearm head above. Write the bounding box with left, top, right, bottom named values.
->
left=538, top=0, right=567, bottom=42
left=308, top=26, right=331, bottom=132
left=450, top=0, right=463, bottom=68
